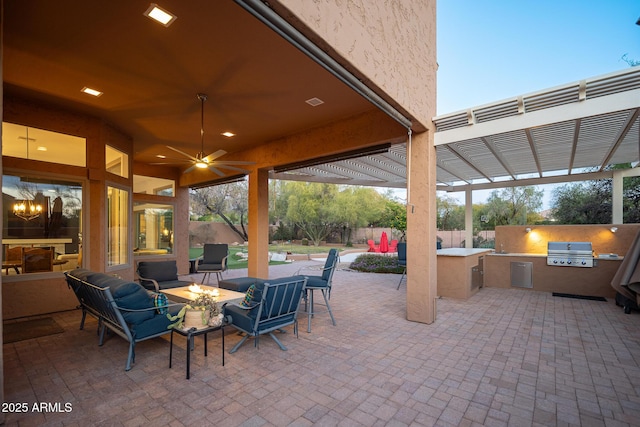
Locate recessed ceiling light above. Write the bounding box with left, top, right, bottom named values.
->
left=37, top=146, right=47, bottom=151
left=222, top=132, right=235, bottom=138
left=144, top=3, right=177, bottom=27
left=156, top=154, right=166, bottom=159
left=305, top=97, right=324, bottom=107
left=81, top=87, right=103, bottom=97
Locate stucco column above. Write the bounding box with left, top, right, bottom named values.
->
left=247, top=168, right=270, bottom=278
left=465, top=189, right=473, bottom=248
left=406, top=131, right=437, bottom=324
left=612, top=170, right=623, bottom=224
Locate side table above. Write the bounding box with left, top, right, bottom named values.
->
left=169, top=324, right=225, bottom=379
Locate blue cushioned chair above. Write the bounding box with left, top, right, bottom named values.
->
left=298, top=248, right=338, bottom=332
left=197, top=243, right=228, bottom=284
left=223, top=276, right=307, bottom=353
left=397, top=242, right=407, bottom=290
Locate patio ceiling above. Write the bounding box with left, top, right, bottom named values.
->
left=273, top=67, right=640, bottom=191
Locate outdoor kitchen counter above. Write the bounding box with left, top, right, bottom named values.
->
left=437, top=248, right=492, bottom=299
left=484, top=253, right=622, bottom=297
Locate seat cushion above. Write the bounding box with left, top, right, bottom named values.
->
left=304, top=276, right=329, bottom=289
left=219, top=277, right=262, bottom=292
left=197, top=262, right=224, bottom=271
left=139, top=279, right=191, bottom=291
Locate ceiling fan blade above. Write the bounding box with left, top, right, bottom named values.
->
left=167, top=145, right=198, bottom=162
left=213, top=164, right=251, bottom=173
left=204, top=149, right=227, bottom=162
left=207, top=165, right=226, bottom=176
left=214, top=160, right=256, bottom=165
left=183, top=164, right=197, bottom=174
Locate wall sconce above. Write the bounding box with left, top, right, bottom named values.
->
left=610, top=227, right=618, bottom=233
left=525, top=227, right=532, bottom=233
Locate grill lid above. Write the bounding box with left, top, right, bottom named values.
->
left=547, top=241, right=593, bottom=255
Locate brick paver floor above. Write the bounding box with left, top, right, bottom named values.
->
left=4, top=258, right=640, bottom=426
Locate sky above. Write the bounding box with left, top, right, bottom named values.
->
left=433, top=0, right=640, bottom=209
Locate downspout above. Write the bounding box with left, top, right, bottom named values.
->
left=233, top=0, right=412, bottom=130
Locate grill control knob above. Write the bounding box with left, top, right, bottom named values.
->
left=567, top=260, right=572, bottom=265
left=560, top=260, right=564, bottom=264
left=582, top=260, right=587, bottom=265
left=553, top=259, right=558, bottom=264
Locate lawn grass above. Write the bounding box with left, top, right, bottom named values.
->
left=189, top=244, right=351, bottom=270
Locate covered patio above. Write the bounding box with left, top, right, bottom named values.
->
left=5, top=261, right=640, bottom=426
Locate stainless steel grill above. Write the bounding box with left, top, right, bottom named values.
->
left=547, top=241, right=594, bottom=267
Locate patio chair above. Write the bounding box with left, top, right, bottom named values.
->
left=22, top=247, right=54, bottom=273
left=388, top=239, right=398, bottom=253
left=223, top=276, right=307, bottom=353
left=5, top=246, right=23, bottom=274
left=396, top=242, right=407, bottom=290
left=367, top=240, right=380, bottom=252
left=196, top=243, right=228, bottom=284
left=297, top=248, right=338, bottom=332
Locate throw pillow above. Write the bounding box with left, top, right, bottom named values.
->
left=241, top=284, right=255, bottom=307
left=153, top=293, right=168, bottom=314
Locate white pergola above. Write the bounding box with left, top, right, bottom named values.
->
left=272, top=67, right=640, bottom=240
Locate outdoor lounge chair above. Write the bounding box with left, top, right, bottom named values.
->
left=396, top=242, right=407, bottom=290
left=367, top=240, right=380, bottom=252
left=298, top=248, right=338, bottom=332
left=197, top=243, right=228, bottom=284
left=223, top=276, right=307, bottom=353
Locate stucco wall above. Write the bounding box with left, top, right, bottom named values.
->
left=272, top=0, right=437, bottom=129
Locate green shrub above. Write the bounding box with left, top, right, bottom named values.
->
left=349, top=254, right=404, bottom=273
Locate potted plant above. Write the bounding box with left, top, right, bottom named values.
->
left=167, top=288, right=224, bottom=330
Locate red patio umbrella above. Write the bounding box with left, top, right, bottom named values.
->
left=379, top=231, right=389, bottom=253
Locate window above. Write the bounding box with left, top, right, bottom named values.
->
left=107, top=186, right=129, bottom=266
left=2, top=174, right=83, bottom=275
left=133, top=175, right=175, bottom=196
left=2, top=122, right=86, bottom=167
left=133, top=203, right=173, bottom=256
left=106, top=145, right=129, bottom=178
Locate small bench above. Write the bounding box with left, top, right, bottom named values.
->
left=218, top=277, right=264, bottom=293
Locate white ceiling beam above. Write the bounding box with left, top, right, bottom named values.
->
left=434, top=89, right=640, bottom=146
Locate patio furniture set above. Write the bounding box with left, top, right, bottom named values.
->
left=64, top=244, right=339, bottom=377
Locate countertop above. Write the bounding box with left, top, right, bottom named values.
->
left=486, top=252, right=624, bottom=260
left=436, top=248, right=493, bottom=257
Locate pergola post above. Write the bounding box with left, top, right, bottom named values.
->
left=465, top=189, right=473, bottom=248
left=247, top=168, right=270, bottom=279
left=612, top=170, right=624, bottom=224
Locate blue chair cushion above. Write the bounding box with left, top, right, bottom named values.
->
left=198, top=262, right=224, bottom=270
left=130, top=304, right=182, bottom=339
left=219, top=277, right=261, bottom=292
left=305, top=276, right=329, bottom=289
left=137, top=261, right=178, bottom=282
left=86, top=272, right=154, bottom=324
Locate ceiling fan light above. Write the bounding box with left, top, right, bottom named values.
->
left=195, top=161, right=208, bottom=169
left=222, top=131, right=235, bottom=138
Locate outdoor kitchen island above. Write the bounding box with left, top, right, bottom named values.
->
left=437, top=248, right=493, bottom=299
left=483, top=252, right=623, bottom=298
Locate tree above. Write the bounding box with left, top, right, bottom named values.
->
left=286, top=183, right=338, bottom=246
left=190, top=180, right=249, bottom=241
left=437, top=195, right=465, bottom=230
left=485, top=186, right=543, bottom=225
left=381, top=199, right=407, bottom=241
left=332, top=186, right=385, bottom=244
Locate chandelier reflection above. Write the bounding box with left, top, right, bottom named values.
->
left=13, top=199, right=43, bottom=221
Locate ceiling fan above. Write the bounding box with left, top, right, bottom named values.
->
left=162, top=93, right=254, bottom=176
